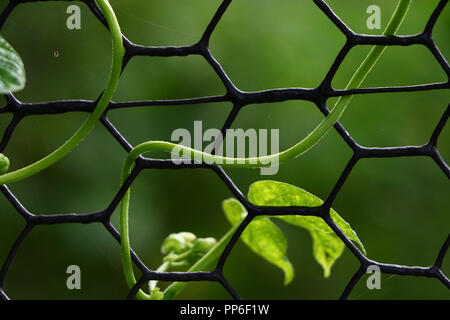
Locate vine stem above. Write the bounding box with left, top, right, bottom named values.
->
left=118, top=1, right=412, bottom=169
left=119, top=0, right=412, bottom=299
left=0, top=0, right=123, bottom=185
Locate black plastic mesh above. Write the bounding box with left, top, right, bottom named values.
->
left=0, top=0, right=449, bottom=300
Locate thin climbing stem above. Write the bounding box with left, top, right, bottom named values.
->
left=0, top=0, right=123, bottom=185
left=117, top=1, right=411, bottom=169
left=120, top=0, right=412, bottom=300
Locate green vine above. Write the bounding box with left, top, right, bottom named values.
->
left=0, top=0, right=123, bottom=185
left=119, top=0, right=412, bottom=300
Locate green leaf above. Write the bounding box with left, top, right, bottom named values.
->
left=0, top=35, right=25, bottom=94
left=222, top=198, right=294, bottom=285
left=248, top=180, right=365, bottom=278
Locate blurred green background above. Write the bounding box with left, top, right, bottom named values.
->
left=0, top=0, right=448, bottom=300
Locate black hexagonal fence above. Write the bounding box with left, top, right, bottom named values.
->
left=0, top=0, right=448, bottom=300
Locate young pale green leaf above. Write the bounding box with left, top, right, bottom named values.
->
left=248, top=180, right=365, bottom=278
left=222, top=199, right=294, bottom=285
left=0, top=35, right=25, bottom=94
